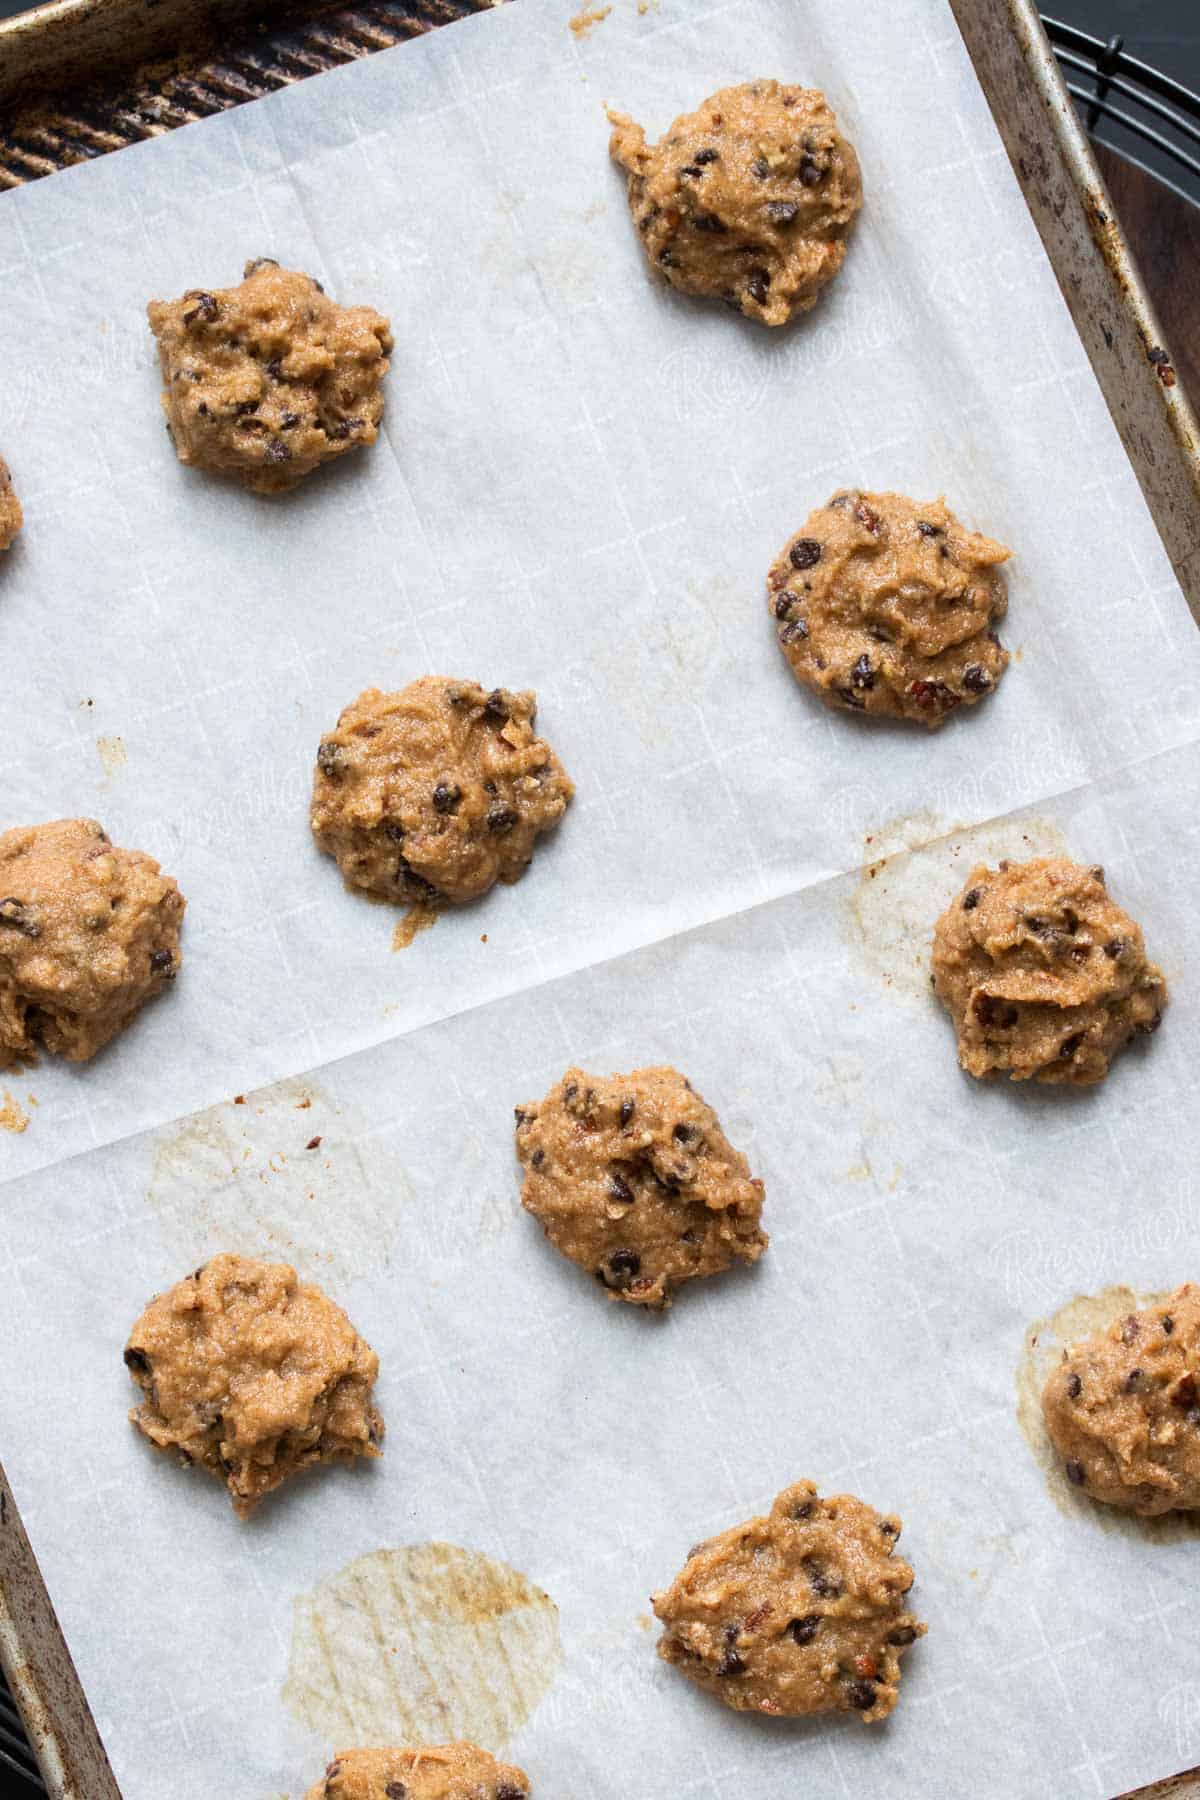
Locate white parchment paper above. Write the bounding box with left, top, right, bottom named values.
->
left=1, top=1, right=1199, bottom=1795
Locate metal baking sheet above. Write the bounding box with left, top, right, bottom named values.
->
left=2, top=3, right=1200, bottom=1800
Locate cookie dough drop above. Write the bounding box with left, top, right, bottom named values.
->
left=1042, top=1285, right=1200, bottom=1515
left=769, top=490, right=1010, bottom=725
left=653, top=1480, right=925, bottom=1720
left=0, top=819, right=184, bottom=1068
left=608, top=80, right=862, bottom=325
left=311, top=678, right=574, bottom=908
left=515, top=1064, right=766, bottom=1308
left=932, top=857, right=1167, bottom=1083
left=147, top=258, right=392, bottom=493
left=125, top=1254, right=383, bottom=1517
left=305, top=1742, right=530, bottom=1799
left=0, top=456, right=22, bottom=549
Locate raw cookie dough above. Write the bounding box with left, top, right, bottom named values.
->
left=609, top=80, right=862, bottom=325
left=653, top=1480, right=925, bottom=1721
left=0, top=456, right=22, bottom=549
left=306, top=1743, right=530, bottom=1800
left=0, top=819, right=183, bottom=1069
left=1042, top=1285, right=1200, bottom=1515
left=147, top=258, right=392, bottom=494
left=311, top=678, right=574, bottom=906
left=515, top=1064, right=767, bottom=1309
left=769, top=490, right=1010, bottom=725
left=125, top=1254, right=383, bottom=1517
left=932, top=857, right=1167, bottom=1084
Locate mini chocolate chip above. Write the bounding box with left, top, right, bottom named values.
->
left=280, top=411, right=300, bottom=430
left=799, top=156, right=824, bottom=187
left=123, top=1346, right=150, bottom=1375
left=484, top=689, right=509, bottom=720
left=888, top=1625, right=918, bottom=1646
left=917, top=520, right=942, bottom=537
left=774, top=589, right=799, bottom=620
left=1104, top=937, right=1129, bottom=959
left=850, top=653, right=875, bottom=690
left=317, top=741, right=345, bottom=778
left=779, top=619, right=809, bottom=645
left=244, top=256, right=279, bottom=276
left=962, top=887, right=982, bottom=911
left=182, top=292, right=218, bottom=326
left=789, top=538, right=822, bottom=571
left=432, top=782, right=461, bottom=814
left=264, top=439, right=292, bottom=464
left=0, top=898, right=39, bottom=938
left=619, top=1098, right=635, bottom=1126
left=679, top=164, right=703, bottom=179
left=1066, top=1372, right=1082, bottom=1399
left=1163, top=1315, right=1175, bottom=1335
left=608, top=1249, right=640, bottom=1277
left=311, top=277, right=325, bottom=293
left=673, top=1122, right=700, bottom=1146
left=1065, top=1459, right=1086, bottom=1486
left=746, top=269, right=771, bottom=305
left=531, top=1148, right=545, bottom=1168
left=693, top=147, right=719, bottom=164
left=328, top=417, right=366, bottom=441
left=659, top=249, right=680, bottom=269
left=606, top=1171, right=635, bottom=1205
left=694, top=212, right=726, bottom=233
left=789, top=1614, right=820, bottom=1645
left=962, top=663, right=992, bottom=692
left=496, top=1789, right=526, bottom=1800
left=847, top=1679, right=876, bottom=1710
left=791, top=1499, right=815, bottom=1520
left=717, top=1648, right=745, bottom=1677
left=1125, top=1368, right=1144, bottom=1393
left=384, top=1784, right=407, bottom=1799
left=835, top=685, right=867, bottom=711
left=149, top=948, right=174, bottom=974
left=1059, top=1032, right=1084, bottom=1061
left=808, top=1567, right=842, bottom=1599
left=487, top=804, right=519, bottom=834
left=1122, top=1316, right=1140, bottom=1343
left=766, top=200, right=799, bottom=224
left=751, top=157, right=771, bottom=178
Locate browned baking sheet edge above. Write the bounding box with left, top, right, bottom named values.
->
left=1, top=1, right=1199, bottom=1795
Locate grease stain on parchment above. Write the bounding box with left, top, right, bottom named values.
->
left=97, top=734, right=126, bottom=778
left=144, top=1074, right=413, bottom=1285
left=1016, top=1286, right=1200, bottom=1542
left=283, top=1543, right=561, bottom=1748
left=0, top=1089, right=29, bottom=1133
left=393, top=902, right=440, bottom=951
left=845, top=811, right=1070, bottom=1004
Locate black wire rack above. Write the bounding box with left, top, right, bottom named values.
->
left=0, top=14, right=1198, bottom=1799
left=1044, top=14, right=1200, bottom=204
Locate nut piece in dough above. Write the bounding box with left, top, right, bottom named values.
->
left=515, top=1064, right=767, bottom=1309
left=1042, top=1286, right=1200, bottom=1516
left=147, top=259, right=392, bottom=494
left=653, top=1480, right=925, bottom=1721
left=769, top=490, right=1010, bottom=725
left=932, top=857, right=1167, bottom=1084
left=0, top=818, right=184, bottom=1069
left=125, top=1253, right=383, bottom=1517
left=311, top=678, right=574, bottom=907
left=608, top=80, right=862, bottom=326
left=305, top=1742, right=530, bottom=1800
left=0, top=456, right=22, bottom=549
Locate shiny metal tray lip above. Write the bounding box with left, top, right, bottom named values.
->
left=1, top=2, right=1198, bottom=1797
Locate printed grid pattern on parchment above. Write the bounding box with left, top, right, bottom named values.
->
left=1, top=0, right=1199, bottom=1796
